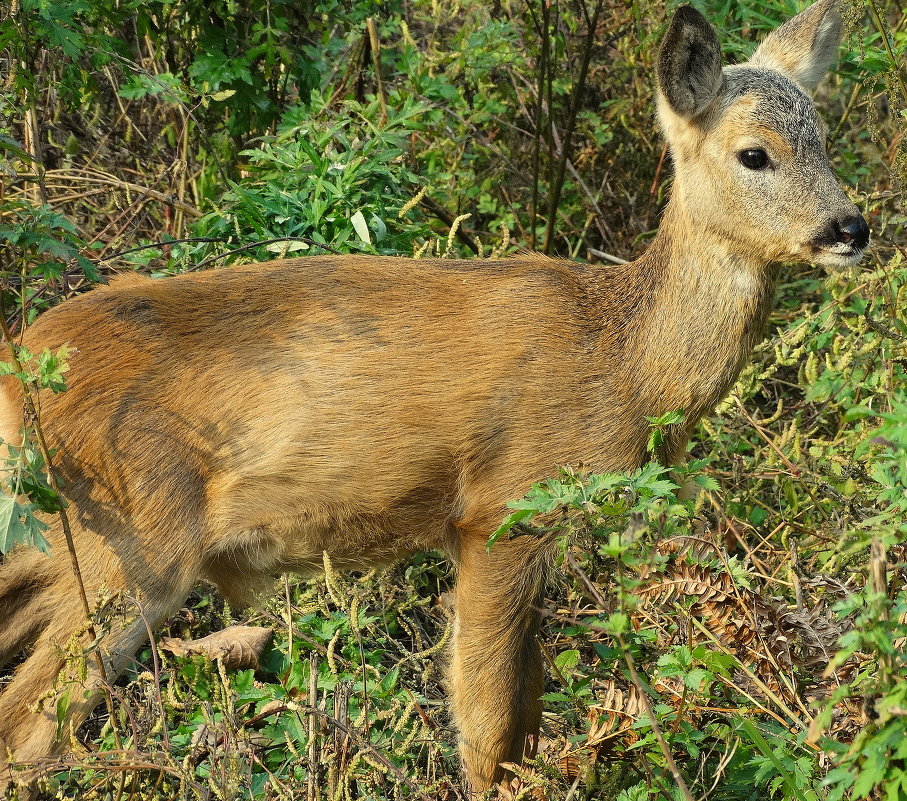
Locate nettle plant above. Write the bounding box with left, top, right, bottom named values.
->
left=0, top=199, right=91, bottom=554
left=488, top=380, right=907, bottom=801
left=0, top=343, right=70, bottom=554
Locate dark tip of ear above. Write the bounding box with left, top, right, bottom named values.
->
left=672, top=3, right=710, bottom=27
left=658, top=3, right=723, bottom=118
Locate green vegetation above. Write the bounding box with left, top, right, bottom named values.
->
left=1, top=0, right=905, bottom=798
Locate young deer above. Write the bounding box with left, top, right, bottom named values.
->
left=0, top=0, right=868, bottom=795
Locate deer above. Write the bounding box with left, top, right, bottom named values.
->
left=0, top=0, right=868, bottom=795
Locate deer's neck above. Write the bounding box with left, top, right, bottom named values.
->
left=619, top=202, right=779, bottom=423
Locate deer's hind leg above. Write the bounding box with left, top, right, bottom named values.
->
left=0, top=547, right=61, bottom=667
left=449, top=517, right=551, bottom=793
left=0, top=521, right=204, bottom=793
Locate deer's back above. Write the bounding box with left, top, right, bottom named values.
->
left=13, top=256, right=641, bottom=565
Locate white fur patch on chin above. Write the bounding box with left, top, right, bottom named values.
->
left=812, top=246, right=867, bottom=268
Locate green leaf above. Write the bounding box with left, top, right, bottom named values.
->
left=55, top=688, right=71, bottom=738
left=645, top=409, right=685, bottom=427
left=0, top=494, right=18, bottom=554
left=554, top=649, right=580, bottom=672
left=738, top=718, right=811, bottom=801
left=0, top=133, right=31, bottom=161
left=605, top=612, right=630, bottom=636
left=350, top=210, right=372, bottom=245
left=692, top=473, right=720, bottom=491
left=683, top=667, right=712, bottom=690
left=487, top=508, right=534, bottom=550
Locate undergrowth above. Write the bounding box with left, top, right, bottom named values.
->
left=1, top=0, right=905, bottom=798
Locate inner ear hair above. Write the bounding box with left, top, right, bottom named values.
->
left=657, top=4, right=724, bottom=119
left=748, top=0, right=843, bottom=92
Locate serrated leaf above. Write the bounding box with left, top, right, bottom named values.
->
left=554, top=649, right=580, bottom=671
left=639, top=479, right=679, bottom=496
left=693, top=474, right=720, bottom=491
left=683, top=667, right=712, bottom=690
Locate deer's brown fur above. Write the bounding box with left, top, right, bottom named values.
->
left=0, top=0, right=867, bottom=794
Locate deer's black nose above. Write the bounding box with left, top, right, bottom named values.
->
left=834, top=215, right=870, bottom=250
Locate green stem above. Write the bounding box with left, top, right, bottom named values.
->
left=866, top=0, right=907, bottom=104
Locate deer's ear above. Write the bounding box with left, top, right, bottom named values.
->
left=657, top=5, right=723, bottom=119
left=749, top=0, right=843, bottom=92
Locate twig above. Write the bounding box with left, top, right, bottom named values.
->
left=528, top=0, right=551, bottom=250
left=98, top=237, right=230, bottom=262
left=614, top=630, right=696, bottom=801
left=587, top=247, right=628, bottom=265
left=10, top=751, right=203, bottom=792
left=420, top=195, right=480, bottom=254
left=543, top=0, right=605, bottom=254
left=189, top=237, right=344, bottom=270
left=132, top=597, right=171, bottom=753
left=174, top=108, right=191, bottom=236
left=307, top=652, right=318, bottom=801
left=11, top=170, right=202, bottom=218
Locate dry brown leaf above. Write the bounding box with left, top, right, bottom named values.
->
left=615, top=531, right=859, bottom=713
left=160, top=625, right=273, bottom=670
left=497, top=763, right=546, bottom=800
left=586, top=683, right=646, bottom=750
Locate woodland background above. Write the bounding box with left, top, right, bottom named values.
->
left=0, top=0, right=906, bottom=798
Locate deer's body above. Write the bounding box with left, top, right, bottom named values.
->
left=0, top=240, right=771, bottom=580
left=0, top=0, right=869, bottom=794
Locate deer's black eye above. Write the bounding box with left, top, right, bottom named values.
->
left=738, top=149, right=769, bottom=170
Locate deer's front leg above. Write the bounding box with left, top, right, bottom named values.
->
left=449, top=529, right=550, bottom=793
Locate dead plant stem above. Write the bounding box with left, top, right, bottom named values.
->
left=528, top=0, right=550, bottom=251
left=366, top=18, right=388, bottom=121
